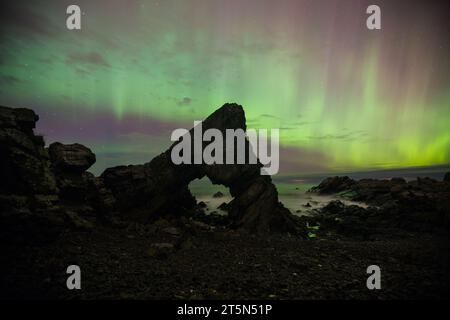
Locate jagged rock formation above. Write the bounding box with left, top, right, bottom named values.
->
left=0, top=106, right=103, bottom=243
left=309, top=176, right=356, bottom=194
left=0, top=106, right=57, bottom=195
left=309, top=175, right=450, bottom=231
left=0, top=104, right=305, bottom=243
left=101, top=103, right=302, bottom=234
left=48, top=142, right=96, bottom=202
left=49, top=142, right=96, bottom=173
left=0, top=106, right=63, bottom=242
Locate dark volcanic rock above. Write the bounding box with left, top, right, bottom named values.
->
left=48, top=142, right=114, bottom=223
left=197, top=201, right=207, bottom=209
left=218, top=202, right=230, bottom=211
left=307, top=200, right=379, bottom=239
left=310, top=175, right=450, bottom=232
left=444, top=172, right=450, bottom=183
left=1, top=103, right=305, bottom=240
left=86, top=175, right=117, bottom=218
left=0, top=106, right=57, bottom=195
left=101, top=103, right=304, bottom=235
left=100, top=161, right=197, bottom=222
left=391, top=177, right=406, bottom=184
left=0, top=106, right=103, bottom=243
left=48, top=142, right=96, bottom=202
left=49, top=142, right=96, bottom=173
left=213, top=191, right=224, bottom=198
left=309, top=176, right=355, bottom=194
left=0, top=106, right=63, bottom=243
left=0, top=194, right=65, bottom=243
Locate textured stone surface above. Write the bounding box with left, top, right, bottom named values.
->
left=310, top=176, right=450, bottom=231
left=49, top=142, right=96, bottom=173
left=0, top=106, right=57, bottom=195
left=101, top=103, right=303, bottom=234
left=0, top=106, right=62, bottom=243
left=0, top=103, right=305, bottom=243
left=47, top=142, right=96, bottom=203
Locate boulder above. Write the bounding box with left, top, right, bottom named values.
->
left=147, top=243, right=175, bottom=258
left=217, top=202, right=230, bottom=211
left=197, top=201, right=207, bottom=209
left=48, top=142, right=95, bottom=173
left=213, top=191, right=224, bottom=198
left=391, top=177, right=406, bottom=184
left=309, top=176, right=355, bottom=194
left=47, top=142, right=97, bottom=204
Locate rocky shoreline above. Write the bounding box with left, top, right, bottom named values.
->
left=1, top=105, right=450, bottom=299
left=0, top=104, right=304, bottom=245
left=304, top=175, right=450, bottom=238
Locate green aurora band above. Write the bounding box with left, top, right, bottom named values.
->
left=1, top=0, right=449, bottom=174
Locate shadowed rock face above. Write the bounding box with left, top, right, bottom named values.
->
left=309, top=175, right=450, bottom=231
left=0, top=106, right=62, bottom=242
left=48, top=142, right=97, bottom=202
left=309, top=176, right=356, bottom=194
left=0, top=103, right=304, bottom=242
left=101, top=103, right=302, bottom=234
left=444, top=172, right=450, bottom=183
left=0, top=106, right=57, bottom=195
left=0, top=106, right=100, bottom=243
left=49, top=142, right=96, bottom=174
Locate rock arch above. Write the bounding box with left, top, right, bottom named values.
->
left=101, top=103, right=302, bottom=234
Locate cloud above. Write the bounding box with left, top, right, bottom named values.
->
left=0, top=75, right=22, bottom=85
left=280, top=122, right=314, bottom=130
left=307, top=130, right=369, bottom=141
left=278, top=145, right=331, bottom=175
left=177, top=97, right=192, bottom=106
left=0, top=3, right=55, bottom=38
left=74, top=68, right=92, bottom=77
left=35, top=107, right=191, bottom=143
left=66, top=52, right=111, bottom=68
left=259, top=114, right=280, bottom=119
left=37, top=56, right=57, bottom=64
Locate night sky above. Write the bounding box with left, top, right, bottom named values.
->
left=1, top=0, right=449, bottom=175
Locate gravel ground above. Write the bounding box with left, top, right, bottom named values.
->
left=2, top=221, right=449, bottom=300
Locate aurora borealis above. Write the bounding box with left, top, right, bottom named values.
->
left=1, top=0, right=449, bottom=175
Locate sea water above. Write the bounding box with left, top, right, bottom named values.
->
left=189, top=176, right=366, bottom=217
left=188, top=165, right=450, bottom=217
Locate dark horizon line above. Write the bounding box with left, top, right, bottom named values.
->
left=275, top=163, right=450, bottom=181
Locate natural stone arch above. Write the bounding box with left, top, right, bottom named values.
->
left=101, top=103, right=303, bottom=234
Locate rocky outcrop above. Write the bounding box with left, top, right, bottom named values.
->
left=48, top=142, right=96, bottom=202
left=0, top=106, right=57, bottom=195
left=100, top=103, right=303, bottom=234
left=48, top=142, right=96, bottom=173
left=100, top=162, right=197, bottom=222
left=310, top=175, right=450, bottom=232
left=309, top=176, right=356, bottom=194
left=0, top=106, right=63, bottom=243
left=1, top=103, right=306, bottom=242
left=0, top=106, right=104, bottom=243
